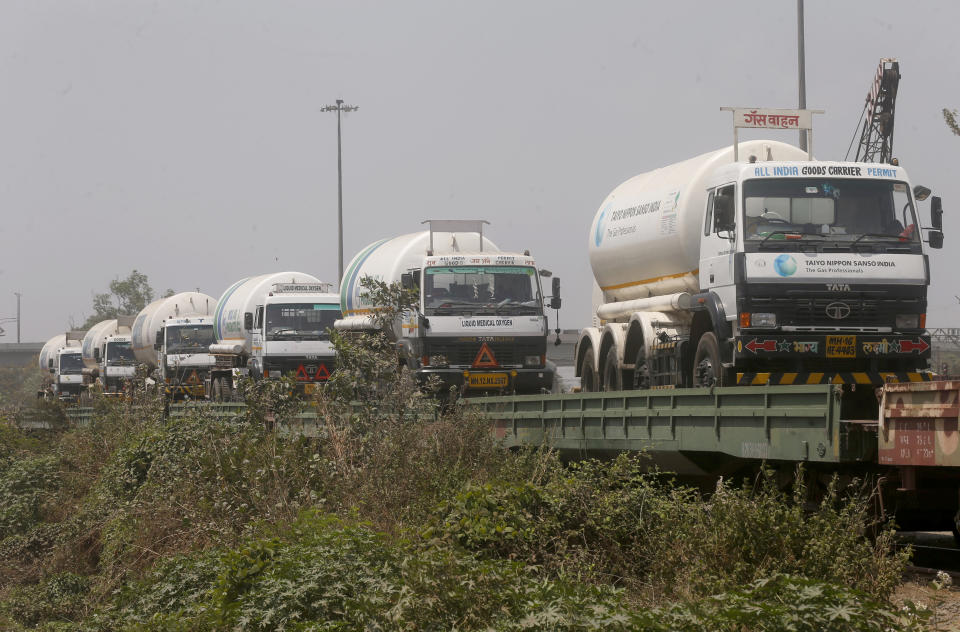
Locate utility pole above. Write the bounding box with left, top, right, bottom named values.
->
left=321, top=99, right=359, bottom=285
left=15, top=292, right=21, bottom=343
left=797, top=0, right=807, bottom=151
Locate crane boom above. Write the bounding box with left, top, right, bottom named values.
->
left=854, top=58, right=900, bottom=163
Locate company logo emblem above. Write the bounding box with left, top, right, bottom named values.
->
left=825, top=302, right=852, bottom=320
left=826, top=283, right=851, bottom=291
left=773, top=254, right=798, bottom=277
left=594, top=204, right=609, bottom=247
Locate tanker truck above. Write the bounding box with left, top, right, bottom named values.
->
left=208, top=272, right=340, bottom=400
left=131, top=292, right=216, bottom=399
left=576, top=138, right=944, bottom=415
left=336, top=220, right=560, bottom=394
left=38, top=332, right=85, bottom=400
left=80, top=316, right=136, bottom=395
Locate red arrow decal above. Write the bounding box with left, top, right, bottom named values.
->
left=899, top=339, right=930, bottom=354
left=745, top=339, right=777, bottom=353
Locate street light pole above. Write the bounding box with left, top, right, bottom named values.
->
left=797, top=0, right=808, bottom=151
left=15, top=292, right=21, bottom=343
left=321, top=99, right=359, bottom=285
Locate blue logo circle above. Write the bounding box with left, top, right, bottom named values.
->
left=774, top=254, right=798, bottom=277
left=594, top=206, right=609, bottom=247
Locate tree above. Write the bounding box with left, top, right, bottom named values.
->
left=81, top=270, right=157, bottom=329
left=944, top=108, right=960, bottom=136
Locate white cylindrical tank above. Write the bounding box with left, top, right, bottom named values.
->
left=132, top=292, right=215, bottom=368
left=213, top=272, right=323, bottom=355
left=81, top=320, right=117, bottom=369
left=39, top=334, right=67, bottom=371
left=339, top=230, right=498, bottom=316
left=588, top=140, right=808, bottom=303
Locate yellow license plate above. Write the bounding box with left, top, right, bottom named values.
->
left=826, top=335, right=856, bottom=358
left=468, top=373, right=509, bottom=389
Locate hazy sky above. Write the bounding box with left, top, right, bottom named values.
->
left=2, top=1, right=959, bottom=342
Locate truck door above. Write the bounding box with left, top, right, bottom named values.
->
left=699, top=184, right=737, bottom=311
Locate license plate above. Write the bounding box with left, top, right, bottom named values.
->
left=468, top=373, right=509, bottom=388
left=826, top=335, right=856, bottom=358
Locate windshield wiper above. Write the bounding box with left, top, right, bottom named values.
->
left=850, top=233, right=903, bottom=247
left=759, top=231, right=825, bottom=247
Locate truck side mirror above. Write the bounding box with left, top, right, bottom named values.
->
left=244, top=312, right=253, bottom=331
left=93, top=348, right=100, bottom=362
left=48, top=358, right=54, bottom=369
left=401, top=272, right=414, bottom=290
left=931, top=196, right=943, bottom=230
left=550, top=277, right=562, bottom=310
left=929, top=231, right=944, bottom=249
left=154, top=330, right=163, bottom=350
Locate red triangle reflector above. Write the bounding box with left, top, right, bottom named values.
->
left=472, top=343, right=499, bottom=368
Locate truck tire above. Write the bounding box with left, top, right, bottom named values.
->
left=692, top=332, right=723, bottom=387
left=602, top=351, right=623, bottom=392
left=633, top=347, right=650, bottom=390
left=580, top=348, right=599, bottom=392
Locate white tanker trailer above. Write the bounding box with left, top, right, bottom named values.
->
left=80, top=317, right=136, bottom=394
left=208, top=272, right=340, bottom=400
left=336, top=220, right=560, bottom=394
left=576, top=137, right=944, bottom=416
left=131, top=292, right=215, bottom=399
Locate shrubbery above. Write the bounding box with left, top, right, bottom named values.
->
left=0, top=298, right=927, bottom=630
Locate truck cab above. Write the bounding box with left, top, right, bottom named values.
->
left=208, top=282, right=341, bottom=399
left=694, top=160, right=941, bottom=388
left=249, top=285, right=340, bottom=393
left=97, top=334, right=136, bottom=394
left=54, top=347, right=85, bottom=400
left=157, top=316, right=216, bottom=399
left=400, top=252, right=557, bottom=394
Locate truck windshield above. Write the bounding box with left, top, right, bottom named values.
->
left=166, top=325, right=215, bottom=354
left=265, top=303, right=341, bottom=341
left=59, top=352, right=84, bottom=374
left=743, top=179, right=919, bottom=244
left=423, top=266, right=542, bottom=316
left=106, top=341, right=135, bottom=364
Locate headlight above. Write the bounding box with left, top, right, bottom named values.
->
left=269, top=370, right=282, bottom=378
left=523, top=355, right=542, bottom=367
left=895, top=314, right=920, bottom=329
left=750, top=313, right=777, bottom=328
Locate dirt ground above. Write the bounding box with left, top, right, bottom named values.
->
left=895, top=574, right=960, bottom=631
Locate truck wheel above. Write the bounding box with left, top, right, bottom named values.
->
left=633, top=347, right=650, bottom=389
left=692, top=332, right=723, bottom=387
left=602, top=351, right=623, bottom=392
left=580, top=348, right=599, bottom=392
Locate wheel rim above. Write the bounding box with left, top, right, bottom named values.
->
left=695, top=357, right=717, bottom=387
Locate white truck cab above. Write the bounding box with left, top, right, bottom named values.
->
left=157, top=316, right=216, bottom=399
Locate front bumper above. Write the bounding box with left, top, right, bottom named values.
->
left=417, top=366, right=555, bottom=394
left=735, top=333, right=930, bottom=362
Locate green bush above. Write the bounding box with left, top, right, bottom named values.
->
left=1, top=572, right=90, bottom=627
left=429, top=455, right=909, bottom=601
left=0, top=455, right=60, bottom=540
left=632, top=574, right=930, bottom=632
left=112, top=511, right=628, bottom=632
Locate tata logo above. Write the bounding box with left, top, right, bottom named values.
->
left=825, top=283, right=851, bottom=291
left=825, top=302, right=852, bottom=320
